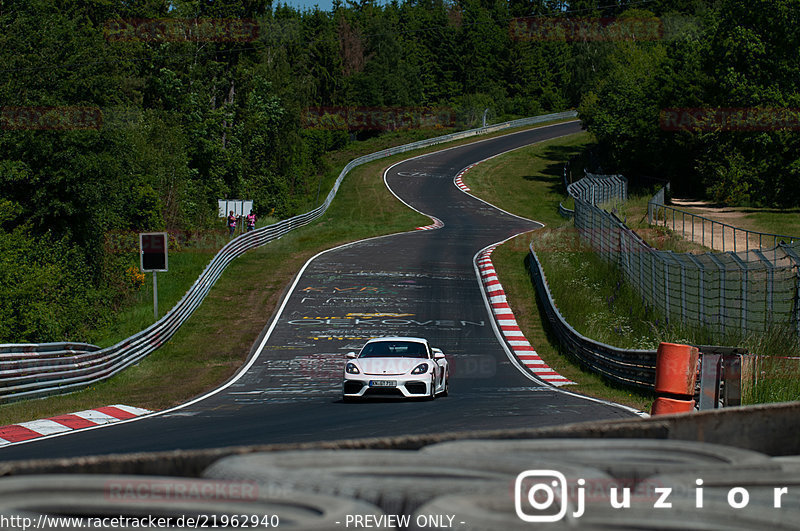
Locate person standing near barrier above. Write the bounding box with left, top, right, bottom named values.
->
left=246, top=211, right=257, bottom=232
left=227, top=210, right=237, bottom=237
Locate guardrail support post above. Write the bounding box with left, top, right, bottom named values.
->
left=698, top=353, right=721, bottom=410
left=153, top=271, right=158, bottom=320
left=722, top=354, right=746, bottom=407
left=696, top=347, right=750, bottom=409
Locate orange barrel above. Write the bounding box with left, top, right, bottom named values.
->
left=654, top=342, right=699, bottom=396
left=650, top=396, right=696, bottom=416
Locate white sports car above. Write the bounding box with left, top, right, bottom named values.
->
left=342, top=337, right=449, bottom=401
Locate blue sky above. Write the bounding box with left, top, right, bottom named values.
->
left=274, top=0, right=394, bottom=14
left=275, top=0, right=337, bottom=13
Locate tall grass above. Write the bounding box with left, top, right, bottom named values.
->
left=745, top=356, right=800, bottom=405
left=605, top=192, right=710, bottom=254
left=534, top=228, right=661, bottom=350
left=468, top=136, right=800, bottom=408
left=739, top=327, right=800, bottom=405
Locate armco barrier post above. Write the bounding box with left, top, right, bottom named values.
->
left=697, top=346, right=751, bottom=409
left=650, top=342, right=699, bottom=415
left=698, top=352, right=722, bottom=410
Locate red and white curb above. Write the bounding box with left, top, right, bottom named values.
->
left=416, top=216, right=444, bottom=231
left=0, top=405, right=151, bottom=446
left=477, top=246, right=574, bottom=386
left=454, top=163, right=477, bottom=192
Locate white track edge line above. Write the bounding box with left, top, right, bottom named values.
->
left=0, top=119, right=644, bottom=449
left=474, top=242, right=647, bottom=416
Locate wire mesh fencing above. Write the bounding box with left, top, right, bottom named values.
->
left=648, top=191, right=800, bottom=254
left=569, top=175, right=800, bottom=338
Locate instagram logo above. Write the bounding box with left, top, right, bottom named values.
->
left=515, top=470, right=570, bottom=522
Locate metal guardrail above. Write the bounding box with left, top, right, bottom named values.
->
left=0, top=343, right=99, bottom=356
left=526, top=244, right=657, bottom=390
left=648, top=189, right=800, bottom=253
left=527, top=242, right=762, bottom=401
left=557, top=202, right=574, bottom=219
left=557, top=164, right=575, bottom=218
left=0, top=111, right=579, bottom=404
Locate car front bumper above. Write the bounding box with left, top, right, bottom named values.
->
left=343, top=374, right=432, bottom=398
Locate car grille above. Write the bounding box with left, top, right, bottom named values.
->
left=344, top=381, right=364, bottom=394
left=364, top=388, right=404, bottom=397
left=405, top=382, right=427, bottom=395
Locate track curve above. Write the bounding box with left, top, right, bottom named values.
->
left=0, top=122, right=636, bottom=461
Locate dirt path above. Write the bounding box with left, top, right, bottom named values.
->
left=664, top=198, right=761, bottom=253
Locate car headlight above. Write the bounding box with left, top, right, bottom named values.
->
left=411, top=363, right=429, bottom=375
left=345, top=362, right=360, bottom=374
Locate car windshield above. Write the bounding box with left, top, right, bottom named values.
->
left=359, top=341, right=428, bottom=359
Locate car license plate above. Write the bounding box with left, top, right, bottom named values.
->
left=369, top=380, right=396, bottom=388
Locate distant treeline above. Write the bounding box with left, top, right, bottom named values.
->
left=578, top=0, right=800, bottom=207
left=1, top=0, right=791, bottom=342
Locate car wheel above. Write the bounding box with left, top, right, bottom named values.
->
left=427, top=376, right=436, bottom=401
left=441, top=372, right=449, bottom=397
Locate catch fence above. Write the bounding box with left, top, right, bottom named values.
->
left=568, top=174, right=800, bottom=337
left=648, top=192, right=800, bottom=253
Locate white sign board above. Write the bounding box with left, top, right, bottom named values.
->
left=217, top=199, right=254, bottom=218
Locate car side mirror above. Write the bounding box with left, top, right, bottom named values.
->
left=346, top=352, right=356, bottom=359
left=432, top=348, right=445, bottom=360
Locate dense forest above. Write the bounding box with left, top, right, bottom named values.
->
left=579, top=0, right=800, bottom=205
left=0, top=0, right=796, bottom=343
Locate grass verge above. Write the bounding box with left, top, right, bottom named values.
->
left=464, top=133, right=799, bottom=409
left=85, top=120, right=576, bottom=349
left=0, top=117, right=576, bottom=424
left=745, top=353, right=800, bottom=405
left=463, top=131, right=653, bottom=411
left=492, top=237, right=653, bottom=412
left=610, top=193, right=712, bottom=254
left=668, top=202, right=800, bottom=240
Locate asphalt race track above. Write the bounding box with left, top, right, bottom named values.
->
left=0, top=121, right=637, bottom=462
